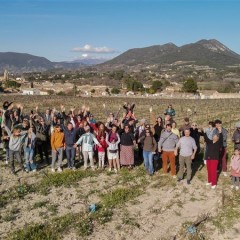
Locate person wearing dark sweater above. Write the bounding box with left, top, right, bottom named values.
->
left=63, top=122, right=78, bottom=170
left=120, top=125, right=136, bottom=167
left=204, top=131, right=223, bottom=189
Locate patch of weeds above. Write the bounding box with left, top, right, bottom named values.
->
left=212, top=191, right=240, bottom=233
left=101, top=187, right=142, bottom=208
left=32, top=200, right=49, bottom=210
left=121, top=211, right=140, bottom=228
left=118, top=168, right=135, bottom=184
left=76, top=217, right=93, bottom=236
left=0, top=184, right=35, bottom=209
left=8, top=223, right=60, bottom=240
left=151, top=174, right=176, bottom=188
left=91, top=205, right=113, bottom=224
left=39, top=170, right=96, bottom=188
left=177, top=219, right=208, bottom=240
left=47, top=204, right=58, bottom=215
left=2, top=207, right=20, bottom=222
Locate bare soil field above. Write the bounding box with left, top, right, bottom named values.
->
left=0, top=96, right=240, bottom=240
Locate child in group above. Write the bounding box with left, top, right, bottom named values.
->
left=4, top=124, right=28, bottom=174
left=24, top=126, right=37, bottom=172
left=97, top=135, right=108, bottom=169
left=230, top=149, right=240, bottom=190
left=106, top=127, right=120, bottom=173
left=123, top=102, right=136, bottom=120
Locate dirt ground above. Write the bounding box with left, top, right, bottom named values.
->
left=1, top=150, right=239, bottom=240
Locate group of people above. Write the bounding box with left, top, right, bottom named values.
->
left=0, top=101, right=240, bottom=190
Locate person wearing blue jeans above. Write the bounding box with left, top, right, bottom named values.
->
left=24, top=128, right=37, bottom=172
left=143, top=150, right=154, bottom=175
left=138, top=128, right=157, bottom=175
left=63, top=122, right=78, bottom=170
left=65, top=146, right=76, bottom=169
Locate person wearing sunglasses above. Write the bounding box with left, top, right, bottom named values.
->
left=139, top=128, right=157, bottom=176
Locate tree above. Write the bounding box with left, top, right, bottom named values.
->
left=182, top=78, right=198, bottom=93
left=47, top=90, right=54, bottom=95
left=90, top=89, right=95, bottom=94
left=111, top=87, right=120, bottom=94
left=151, top=80, right=163, bottom=92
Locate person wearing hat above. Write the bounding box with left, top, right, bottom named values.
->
left=232, top=122, right=240, bottom=150
left=213, top=119, right=228, bottom=176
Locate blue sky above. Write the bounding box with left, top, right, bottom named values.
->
left=0, top=0, right=239, bottom=61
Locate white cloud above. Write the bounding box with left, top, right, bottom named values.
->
left=72, top=44, right=116, bottom=54
left=81, top=54, right=89, bottom=58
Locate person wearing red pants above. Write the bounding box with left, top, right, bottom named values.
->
left=204, top=131, right=223, bottom=189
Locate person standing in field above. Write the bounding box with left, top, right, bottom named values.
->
left=97, top=135, right=108, bottom=169
left=139, top=128, right=157, bottom=176
left=164, top=104, right=176, bottom=118
left=175, top=129, right=197, bottom=184
left=179, top=117, right=191, bottom=136
left=213, top=119, right=228, bottom=176
left=51, top=124, right=65, bottom=172
left=75, top=125, right=101, bottom=170
left=232, top=122, right=240, bottom=150
left=158, top=123, right=179, bottom=178
left=24, top=125, right=37, bottom=172
left=4, top=124, right=28, bottom=175
left=120, top=124, right=136, bottom=168
left=63, top=122, right=78, bottom=170
left=230, top=149, right=240, bottom=190
left=204, top=130, right=223, bottom=189
left=106, top=125, right=120, bottom=173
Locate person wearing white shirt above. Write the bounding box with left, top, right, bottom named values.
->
left=74, top=126, right=101, bottom=170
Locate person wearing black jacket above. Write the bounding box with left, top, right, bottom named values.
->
left=33, top=118, right=50, bottom=164
left=204, top=131, right=223, bottom=189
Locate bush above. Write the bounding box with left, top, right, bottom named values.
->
left=182, top=78, right=198, bottom=93
left=111, top=88, right=120, bottom=94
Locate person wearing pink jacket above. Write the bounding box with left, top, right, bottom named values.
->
left=230, top=149, right=240, bottom=190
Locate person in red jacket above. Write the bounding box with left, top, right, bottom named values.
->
left=97, top=135, right=108, bottom=168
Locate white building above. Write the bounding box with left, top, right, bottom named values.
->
left=22, top=88, right=40, bottom=95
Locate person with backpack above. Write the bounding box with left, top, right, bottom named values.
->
left=158, top=123, right=179, bottom=178
left=74, top=125, right=101, bottom=170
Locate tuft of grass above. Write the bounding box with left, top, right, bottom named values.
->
left=212, top=191, right=240, bottom=233
left=32, top=200, right=49, bottom=210
left=121, top=211, right=140, bottom=228
left=101, top=187, right=142, bottom=208
left=47, top=204, right=58, bottom=215
left=2, top=207, right=20, bottom=222
left=39, top=170, right=96, bottom=188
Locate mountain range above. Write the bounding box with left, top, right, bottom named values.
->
left=1, top=39, right=240, bottom=73
left=102, top=39, right=240, bottom=69
left=0, top=52, right=107, bottom=73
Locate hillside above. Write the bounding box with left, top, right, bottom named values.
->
left=102, top=39, right=240, bottom=69
left=0, top=52, right=105, bottom=73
